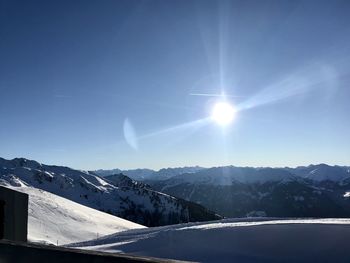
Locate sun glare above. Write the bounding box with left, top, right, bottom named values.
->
left=211, top=102, right=236, bottom=126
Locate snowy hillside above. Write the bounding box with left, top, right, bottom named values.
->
left=69, top=218, right=350, bottom=262
left=0, top=184, right=144, bottom=245
left=0, top=157, right=220, bottom=226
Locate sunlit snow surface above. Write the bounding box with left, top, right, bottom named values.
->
left=5, top=186, right=145, bottom=245
left=69, top=217, right=350, bottom=263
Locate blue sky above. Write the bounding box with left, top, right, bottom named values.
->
left=1, top=0, right=349, bottom=170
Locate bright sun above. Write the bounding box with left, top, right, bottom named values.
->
left=211, top=102, right=236, bottom=126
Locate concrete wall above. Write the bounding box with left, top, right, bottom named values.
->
left=0, top=186, right=28, bottom=242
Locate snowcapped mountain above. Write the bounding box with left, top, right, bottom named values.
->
left=0, top=157, right=220, bottom=227
left=150, top=166, right=205, bottom=181
left=93, top=166, right=204, bottom=181
left=147, top=164, right=350, bottom=218
left=151, top=166, right=299, bottom=186
left=96, top=164, right=350, bottom=184
left=286, top=164, right=350, bottom=182
left=0, top=183, right=144, bottom=245
left=93, top=168, right=155, bottom=180
left=93, top=168, right=123, bottom=177
left=102, top=173, right=150, bottom=189
left=69, top=218, right=350, bottom=262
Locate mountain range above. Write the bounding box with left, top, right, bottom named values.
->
left=3, top=157, right=350, bottom=224
left=96, top=163, right=350, bottom=218
left=144, top=164, right=350, bottom=218
left=93, top=166, right=204, bottom=181
left=0, top=157, right=220, bottom=227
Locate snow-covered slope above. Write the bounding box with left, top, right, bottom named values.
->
left=69, top=218, right=350, bottom=262
left=287, top=164, right=350, bottom=182
left=0, top=157, right=220, bottom=226
left=0, top=184, right=144, bottom=245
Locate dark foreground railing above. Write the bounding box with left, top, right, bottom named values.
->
left=0, top=239, right=187, bottom=263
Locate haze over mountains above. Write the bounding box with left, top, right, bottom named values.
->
left=2, top=156, right=350, bottom=227
left=94, top=164, right=350, bottom=182
left=93, top=166, right=204, bottom=181
left=96, top=164, right=350, bottom=218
